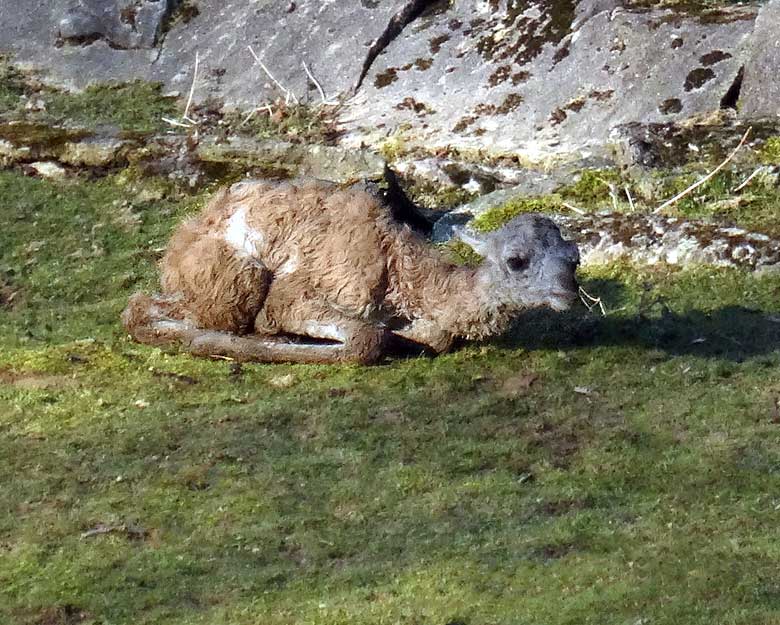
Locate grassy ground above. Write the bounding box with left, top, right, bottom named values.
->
left=2, top=169, right=780, bottom=625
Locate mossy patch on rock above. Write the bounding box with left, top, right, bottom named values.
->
left=0, top=62, right=178, bottom=135
left=472, top=195, right=565, bottom=232
left=221, top=103, right=343, bottom=146
left=466, top=169, right=625, bottom=233
left=0, top=57, right=27, bottom=110
left=758, top=136, right=780, bottom=165
left=43, top=82, right=177, bottom=134
left=442, top=239, right=484, bottom=267
left=562, top=168, right=623, bottom=207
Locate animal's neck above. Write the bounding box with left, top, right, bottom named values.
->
left=385, top=230, right=517, bottom=340
left=427, top=264, right=516, bottom=340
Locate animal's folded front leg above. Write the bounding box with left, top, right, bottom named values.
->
left=185, top=328, right=373, bottom=364
left=392, top=319, right=455, bottom=354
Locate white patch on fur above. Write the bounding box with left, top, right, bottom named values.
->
left=276, top=251, right=299, bottom=276
left=302, top=321, right=345, bottom=342
left=224, top=206, right=264, bottom=257
left=152, top=319, right=194, bottom=331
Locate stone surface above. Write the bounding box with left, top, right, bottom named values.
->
left=740, top=0, right=780, bottom=119
left=0, top=0, right=410, bottom=102
left=28, top=161, right=67, bottom=179
left=0, top=121, right=89, bottom=164
left=341, top=1, right=757, bottom=163
left=442, top=207, right=780, bottom=272
left=394, top=154, right=602, bottom=199
left=60, top=137, right=131, bottom=167
left=553, top=211, right=780, bottom=272
left=196, top=136, right=386, bottom=183
left=0, top=1, right=778, bottom=169
left=58, top=0, right=174, bottom=49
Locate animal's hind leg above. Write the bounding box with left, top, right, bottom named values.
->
left=184, top=322, right=385, bottom=365
left=122, top=293, right=386, bottom=365
left=161, top=234, right=270, bottom=334
left=179, top=295, right=386, bottom=365
left=121, top=292, right=200, bottom=347
left=122, top=233, right=271, bottom=348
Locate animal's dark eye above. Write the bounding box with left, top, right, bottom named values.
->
left=507, top=256, right=530, bottom=272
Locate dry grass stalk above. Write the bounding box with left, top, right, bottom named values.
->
left=655, top=127, right=752, bottom=213
left=302, top=61, right=338, bottom=106
left=247, top=45, right=299, bottom=105
left=733, top=165, right=768, bottom=193
left=162, top=51, right=201, bottom=130
left=579, top=286, right=606, bottom=316
left=624, top=185, right=635, bottom=211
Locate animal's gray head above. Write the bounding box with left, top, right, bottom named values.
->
left=457, top=213, right=580, bottom=312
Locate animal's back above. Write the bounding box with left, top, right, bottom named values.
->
left=162, top=179, right=397, bottom=326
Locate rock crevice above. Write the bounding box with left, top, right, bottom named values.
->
left=354, top=0, right=445, bottom=93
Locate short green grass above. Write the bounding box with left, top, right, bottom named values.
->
left=2, top=171, right=780, bottom=625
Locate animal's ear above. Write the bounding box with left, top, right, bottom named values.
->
left=454, top=226, right=491, bottom=255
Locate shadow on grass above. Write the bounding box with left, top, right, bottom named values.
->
left=502, top=277, right=780, bottom=362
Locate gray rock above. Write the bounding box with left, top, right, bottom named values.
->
left=0, top=0, right=777, bottom=171
left=394, top=153, right=609, bottom=198
left=554, top=212, right=780, bottom=272
left=341, top=2, right=757, bottom=165
left=571, top=0, right=621, bottom=30
left=28, top=161, right=68, bottom=179
left=196, top=136, right=386, bottom=183
left=0, top=1, right=411, bottom=102
left=739, top=0, right=780, bottom=119
left=60, top=136, right=131, bottom=167
left=0, top=120, right=90, bottom=164
left=58, top=0, right=174, bottom=49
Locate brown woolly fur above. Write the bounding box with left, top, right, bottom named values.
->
left=122, top=179, right=580, bottom=364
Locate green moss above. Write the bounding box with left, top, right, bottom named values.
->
left=0, top=59, right=178, bottom=134
left=0, top=121, right=87, bottom=149
left=442, top=240, right=483, bottom=267
left=44, top=81, right=177, bottom=133
left=468, top=169, right=628, bottom=234
left=378, top=132, right=409, bottom=162
left=758, top=136, right=780, bottom=165
left=471, top=195, right=564, bottom=232
left=0, top=57, right=27, bottom=111
left=560, top=168, right=623, bottom=207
